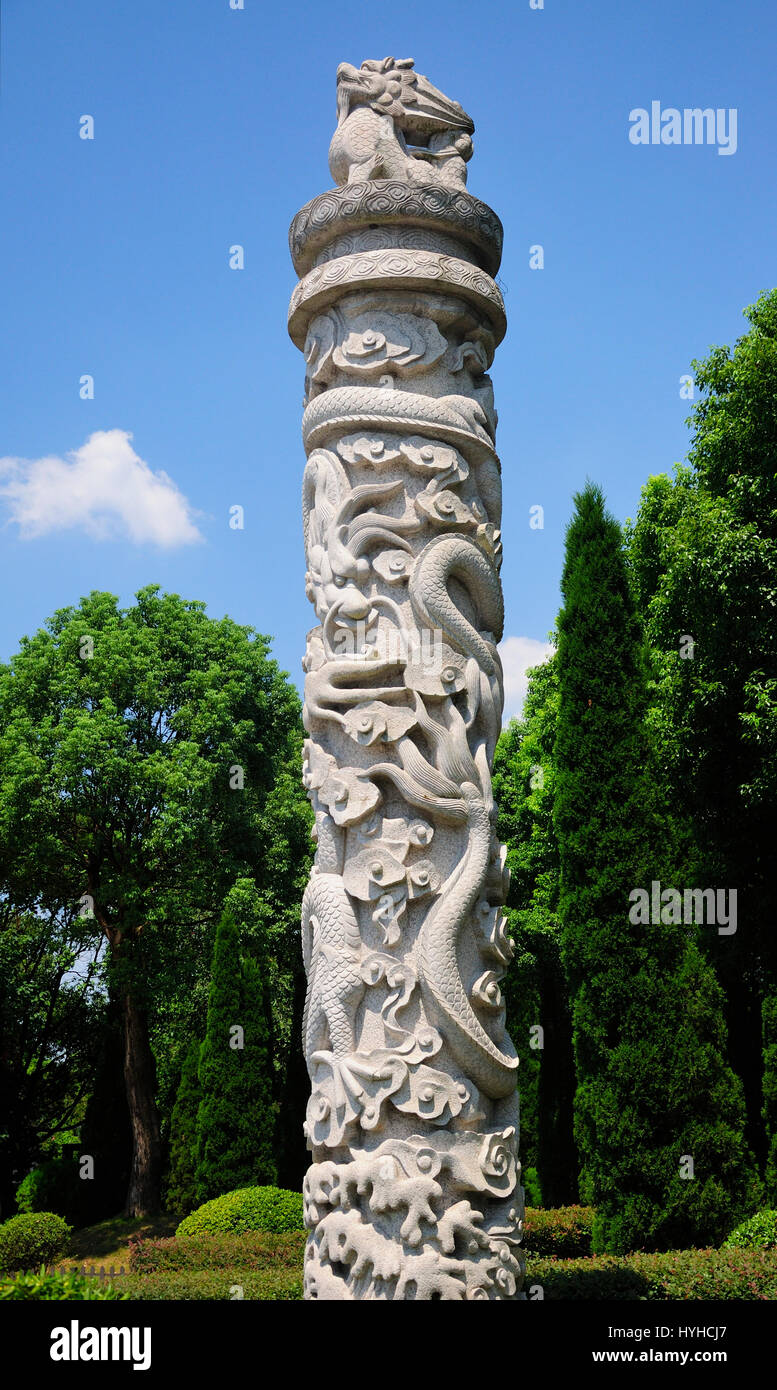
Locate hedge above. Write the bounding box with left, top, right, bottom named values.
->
left=122, top=1270, right=303, bottom=1300
left=122, top=1249, right=777, bottom=1300
left=0, top=1213, right=71, bottom=1274
left=0, top=1270, right=128, bottom=1301
left=523, top=1206, right=594, bottom=1257
left=176, top=1186, right=304, bottom=1238
left=723, top=1209, right=777, bottom=1250
left=130, top=1231, right=306, bottom=1273
left=526, top=1248, right=777, bottom=1300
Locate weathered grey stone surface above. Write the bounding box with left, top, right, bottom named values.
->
left=289, top=57, right=523, bottom=1301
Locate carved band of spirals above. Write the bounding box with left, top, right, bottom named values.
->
left=288, top=249, right=506, bottom=350
left=288, top=180, right=504, bottom=278
left=314, top=226, right=470, bottom=268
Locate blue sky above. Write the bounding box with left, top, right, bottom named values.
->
left=1, top=0, right=775, bottom=717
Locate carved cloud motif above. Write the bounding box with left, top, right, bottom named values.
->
left=303, top=739, right=381, bottom=826
left=306, top=310, right=447, bottom=389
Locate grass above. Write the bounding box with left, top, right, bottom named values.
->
left=62, top=1214, right=178, bottom=1270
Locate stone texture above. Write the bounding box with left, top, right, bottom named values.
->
left=289, top=56, right=523, bottom=1301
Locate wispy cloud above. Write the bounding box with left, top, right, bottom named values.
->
left=498, top=635, right=555, bottom=722
left=0, top=429, right=202, bottom=547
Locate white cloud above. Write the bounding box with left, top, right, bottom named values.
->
left=498, top=634, right=555, bottom=722
left=0, top=429, right=203, bottom=547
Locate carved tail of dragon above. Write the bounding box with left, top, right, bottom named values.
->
left=408, top=535, right=518, bottom=1099
left=416, top=784, right=518, bottom=1100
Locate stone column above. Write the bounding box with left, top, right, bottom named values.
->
left=288, top=56, right=522, bottom=1301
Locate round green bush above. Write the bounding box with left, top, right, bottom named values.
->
left=0, top=1213, right=72, bottom=1273
left=15, top=1159, right=81, bottom=1224
left=723, top=1209, right=777, bottom=1250
left=176, top=1186, right=304, bottom=1238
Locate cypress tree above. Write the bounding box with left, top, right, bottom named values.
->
left=554, top=482, right=756, bottom=1253
left=494, top=656, right=578, bottom=1206
left=195, top=900, right=277, bottom=1202
left=164, top=1039, right=201, bottom=1217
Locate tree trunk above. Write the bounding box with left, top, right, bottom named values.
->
left=121, top=989, right=162, bottom=1217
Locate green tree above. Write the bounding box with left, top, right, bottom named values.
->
left=626, top=291, right=777, bottom=1182
left=0, top=905, right=104, bottom=1216
left=252, top=754, right=314, bottom=1189
left=0, top=586, right=301, bottom=1215
left=146, top=739, right=313, bottom=1195
left=555, top=482, right=756, bottom=1253
left=164, top=1039, right=201, bottom=1218
left=195, top=890, right=276, bottom=1201
left=494, top=654, right=578, bottom=1206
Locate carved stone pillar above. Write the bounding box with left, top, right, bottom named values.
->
left=289, top=56, right=522, bottom=1301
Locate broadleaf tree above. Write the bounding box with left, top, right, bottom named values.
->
left=626, top=289, right=777, bottom=1184
left=0, top=586, right=302, bottom=1215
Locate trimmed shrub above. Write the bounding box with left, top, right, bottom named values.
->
left=0, top=1269, right=128, bottom=1301
left=0, top=1213, right=71, bottom=1273
left=130, top=1230, right=306, bottom=1273
left=122, top=1269, right=303, bottom=1300
left=723, top=1209, right=777, bottom=1250
left=176, top=1186, right=304, bottom=1237
left=526, top=1248, right=777, bottom=1300
left=523, top=1205, right=594, bottom=1257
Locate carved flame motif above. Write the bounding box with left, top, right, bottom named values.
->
left=290, top=61, right=522, bottom=1300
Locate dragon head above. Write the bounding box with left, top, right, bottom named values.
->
left=335, top=57, right=474, bottom=140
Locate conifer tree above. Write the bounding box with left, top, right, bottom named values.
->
left=164, top=1039, right=201, bottom=1217
left=554, top=482, right=756, bottom=1252
left=195, top=893, right=277, bottom=1202
left=494, top=656, right=578, bottom=1206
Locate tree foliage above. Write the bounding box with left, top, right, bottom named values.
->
left=0, top=586, right=302, bottom=1215
left=626, top=289, right=777, bottom=1182
left=195, top=887, right=277, bottom=1203
left=494, top=655, right=578, bottom=1205
left=164, top=1039, right=201, bottom=1219
left=555, top=483, right=755, bottom=1252
left=0, top=906, right=104, bottom=1217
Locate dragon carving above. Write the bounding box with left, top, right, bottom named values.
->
left=329, top=57, right=474, bottom=189
left=291, top=59, right=522, bottom=1300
